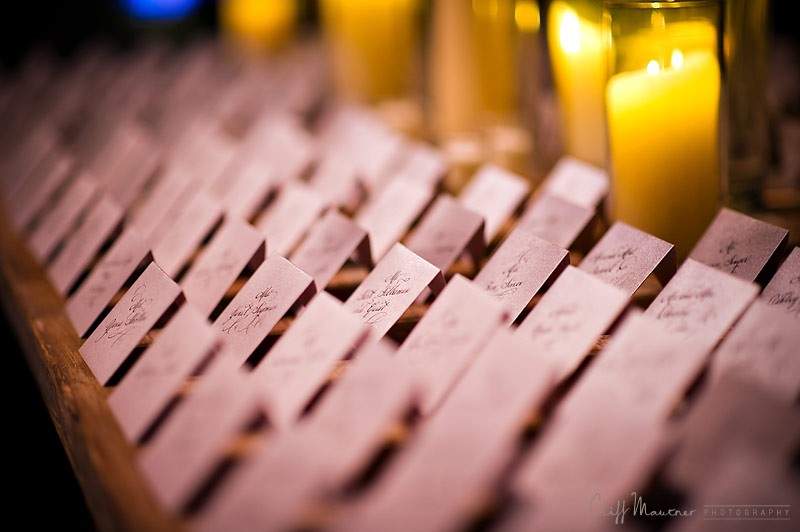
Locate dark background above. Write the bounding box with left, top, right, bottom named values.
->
left=0, top=1, right=796, bottom=530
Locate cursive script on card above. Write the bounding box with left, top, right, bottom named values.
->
left=218, top=287, right=279, bottom=335
left=95, top=284, right=152, bottom=347
left=484, top=250, right=534, bottom=300
left=710, top=239, right=750, bottom=275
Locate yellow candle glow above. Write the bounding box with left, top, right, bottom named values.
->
left=219, top=0, right=299, bottom=53
left=321, top=0, right=421, bottom=104
left=606, top=40, right=721, bottom=261
left=547, top=0, right=606, bottom=167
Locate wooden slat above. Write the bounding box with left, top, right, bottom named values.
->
left=0, top=209, right=180, bottom=532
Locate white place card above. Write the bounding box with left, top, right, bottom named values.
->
left=644, top=259, right=760, bottom=351
left=254, top=181, right=327, bottom=256
left=405, top=194, right=484, bottom=272
left=473, top=227, right=569, bottom=323
left=536, top=155, right=609, bottom=209
left=709, top=299, right=800, bottom=402
left=28, top=174, right=97, bottom=263
left=252, top=292, right=369, bottom=429
left=80, top=262, right=183, bottom=384
left=289, top=208, right=371, bottom=291
left=213, top=252, right=315, bottom=366
left=152, top=190, right=224, bottom=279
left=338, top=329, right=555, bottom=532
left=127, top=160, right=196, bottom=242
left=181, top=216, right=266, bottom=318
left=515, top=193, right=596, bottom=249
left=396, top=274, right=508, bottom=414
left=344, top=243, right=444, bottom=339
left=66, top=228, right=152, bottom=337
left=579, top=221, right=676, bottom=296
left=47, top=194, right=124, bottom=296
left=138, top=357, right=260, bottom=514
left=459, top=164, right=530, bottom=242
left=108, top=305, right=221, bottom=442
left=515, top=266, right=630, bottom=380
left=356, top=179, right=435, bottom=261
left=688, top=207, right=789, bottom=282
left=760, top=246, right=799, bottom=319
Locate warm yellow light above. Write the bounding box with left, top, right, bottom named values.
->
left=647, top=59, right=660, bottom=75
left=220, top=0, right=298, bottom=52
left=671, top=49, right=684, bottom=68
left=473, top=0, right=499, bottom=19
left=559, top=9, right=581, bottom=54
left=515, top=0, right=540, bottom=33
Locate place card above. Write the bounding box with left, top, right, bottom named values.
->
left=688, top=207, right=789, bottom=283
left=28, top=175, right=97, bottom=263
left=473, top=228, right=569, bottom=323
left=174, top=118, right=239, bottom=186
left=396, top=274, right=508, bottom=414
left=515, top=193, right=596, bottom=249
left=459, top=164, right=530, bottom=242
left=709, top=300, right=800, bottom=402
left=536, top=155, right=609, bottom=209
left=307, top=150, right=364, bottom=211
left=8, top=152, right=73, bottom=232
left=181, top=216, right=266, bottom=318
left=510, top=412, right=668, bottom=531
left=152, top=190, right=224, bottom=279
left=47, top=194, right=124, bottom=296
left=108, top=305, right=221, bottom=442
left=138, top=356, right=260, bottom=514
left=405, top=194, right=484, bottom=272
left=759, top=246, right=799, bottom=319
left=252, top=292, right=369, bottom=429
left=515, top=266, right=630, bottom=379
left=213, top=252, right=315, bottom=366
left=215, top=158, right=277, bottom=221
left=387, top=140, right=449, bottom=188
left=89, top=122, right=149, bottom=194
left=127, top=161, right=196, bottom=243
left=356, top=179, right=435, bottom=261
left=297, top=339, right=415, bottom=484
left=80, top=262, right=183, bottom=385
left=578, top=221, right=676, bottom=296
left=344, top=244, right=444, bottom=339
left=318, top=105, right=406, bottom=190
left=105, top=132, right=161, bottom=210
left=243, top=112, right=316, bottom=184
left=193, top=434, right=326, bottom=532
left=339, top=330, right=554, bottom=532
left=560, top=311, right=711, bottom=420
left=255, top=182, right=327, bottom=256
left=66, top=227, right=152, bottom=337
left=289, top=209, right=371, bottom=291
left=665, top=377, right=800, bottom=493
left=643, top=259, right=759, bottom=351
left=1, top=124, right=58, bottom=198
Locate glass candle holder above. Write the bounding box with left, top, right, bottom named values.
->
left=603, top=0, right=723, bottom=262
left=724, top=0, right=771, bottom=211
left=547, top=0, right=606, bottom=168
left=320, top=0, right=424, bottom=105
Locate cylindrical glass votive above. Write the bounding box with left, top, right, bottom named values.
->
left=603, top=0, right=723, bottom=262
left=319, top=0, right=424, bottom=105
left=547, top=0, right=606, bottom=168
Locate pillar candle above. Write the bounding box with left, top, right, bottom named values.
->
left=547, top=0, right=605, bottom=168
left=606, top=19, right=721, bottom=262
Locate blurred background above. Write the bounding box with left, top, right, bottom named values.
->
left=1, top=2, right=797, bottom=530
